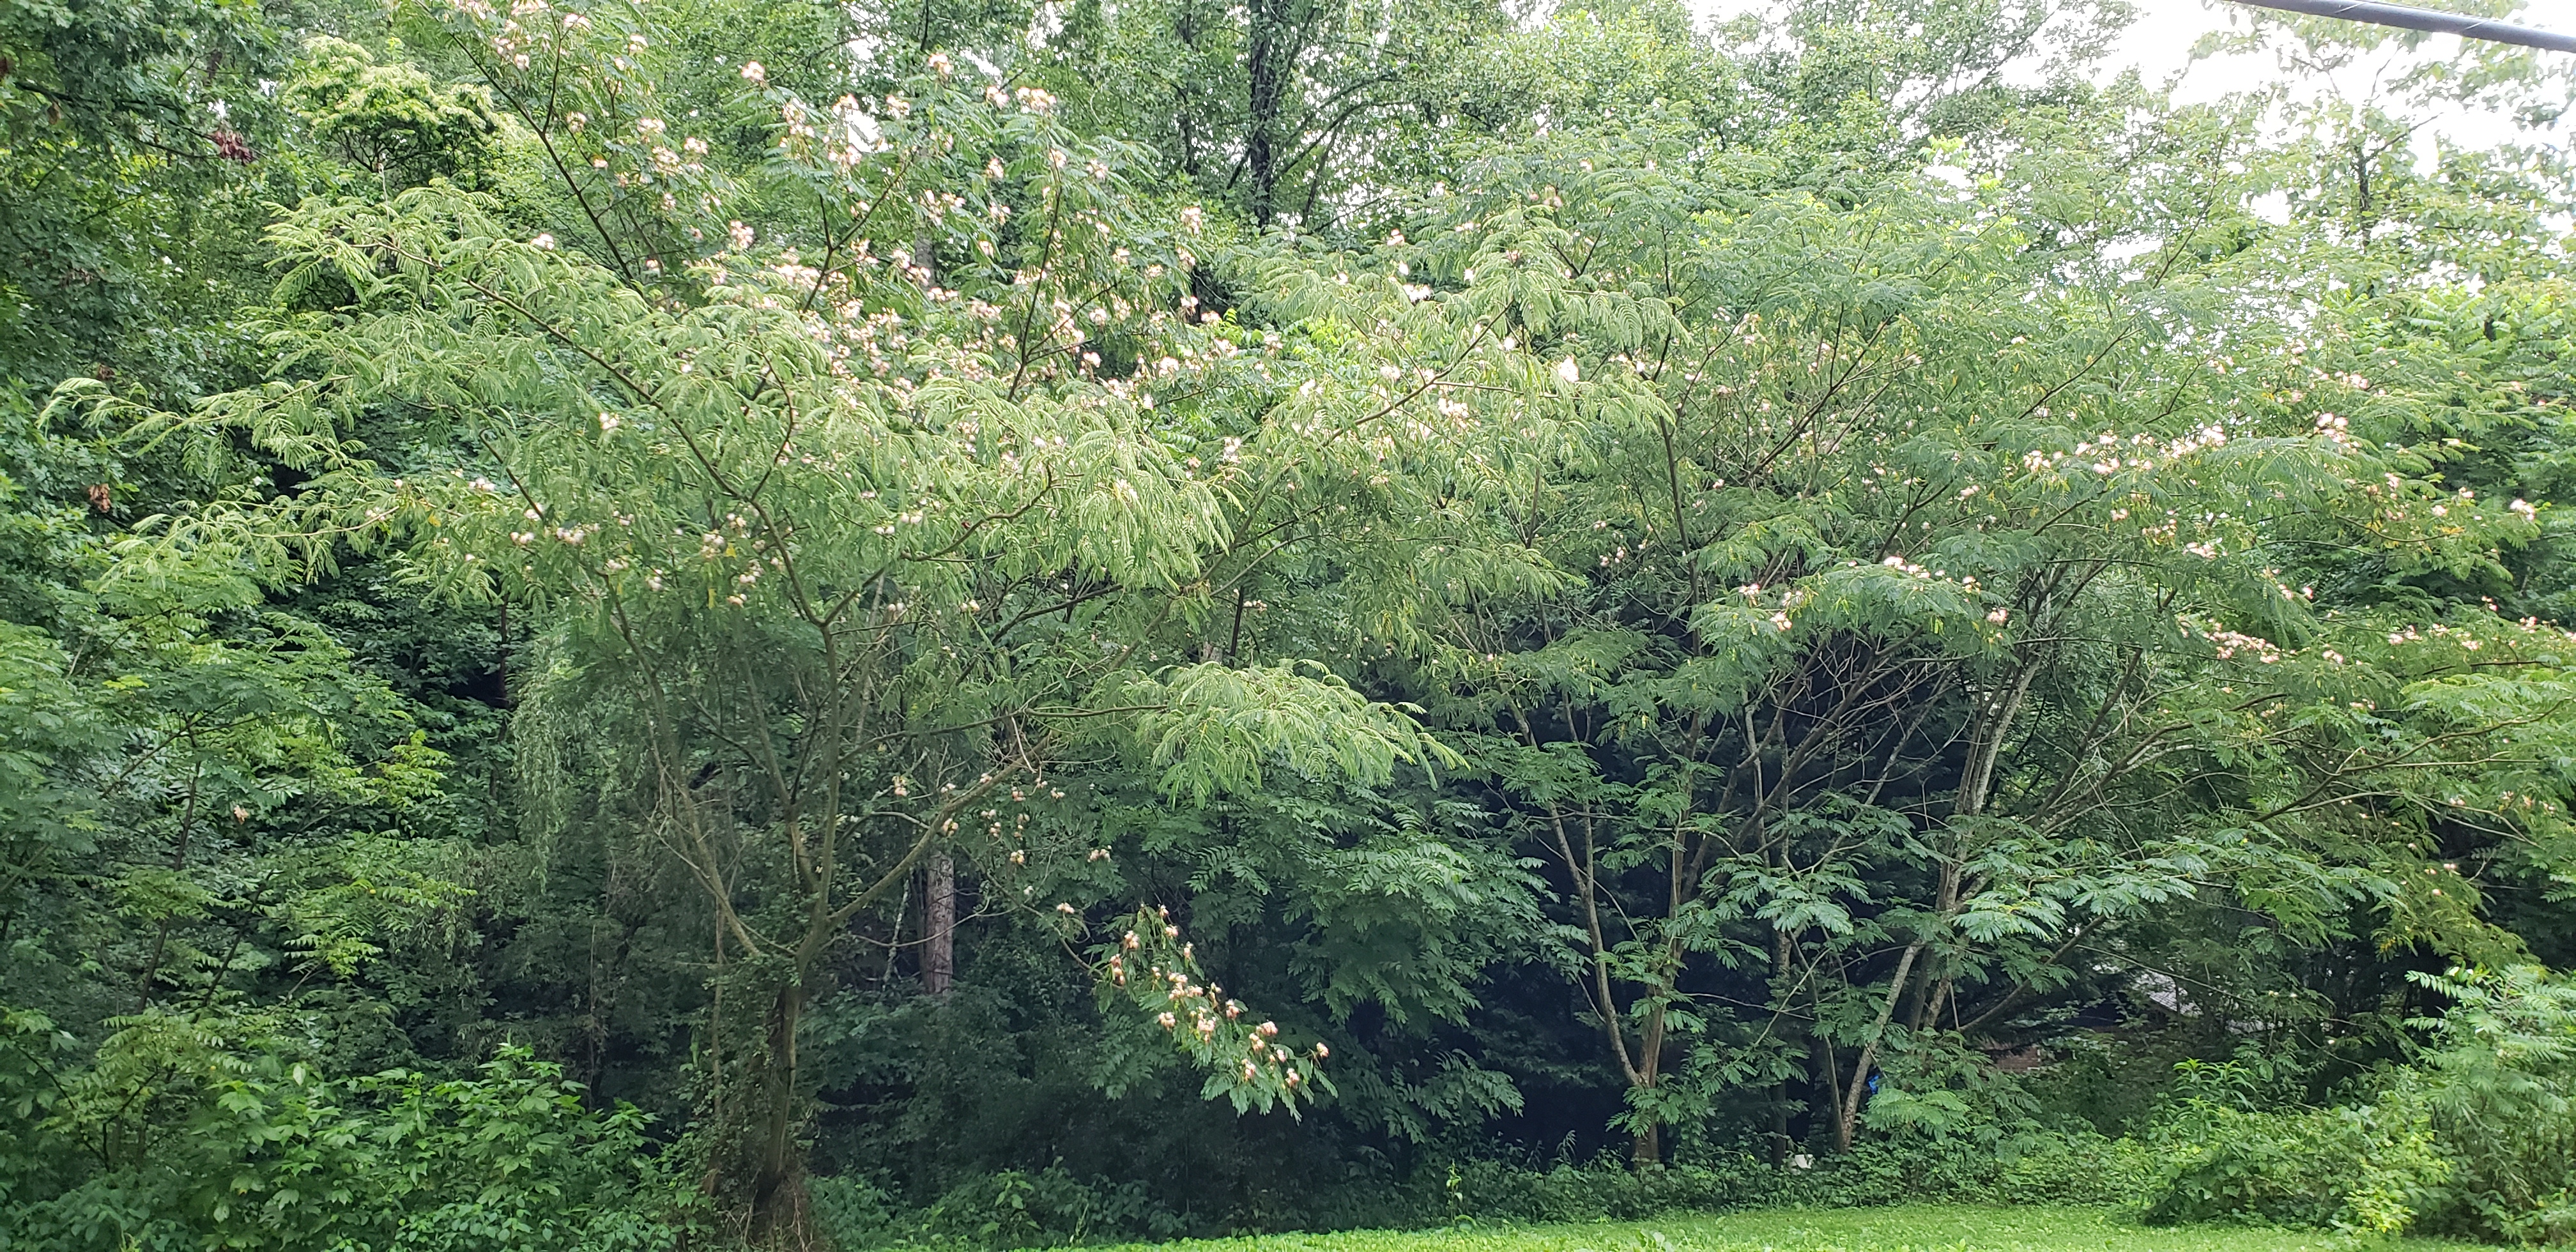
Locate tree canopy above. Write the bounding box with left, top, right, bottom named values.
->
left=8, top=0, right=2576, bottom=1247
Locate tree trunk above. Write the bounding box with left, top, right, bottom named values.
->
left=135, top=765, right=202, bottom=1009
left=1772, top=924, right=1795, bottom=1164
left=1174, top=0, right=1201, bottom=177
left=1629, top=996, right=1668, bottom=1168
left=1242, top=0, right=1289, bottom=225
left=923, top=852, right=954, bottom=996
left=749, top=978, right=808, bottom=1237
left=1836, top=941, right=1922, bottom=1152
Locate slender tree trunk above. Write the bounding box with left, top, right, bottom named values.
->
left=1243, top=0, right=1289, bottom=225
left=882, top=876, right=909, bottom=986
left=707, top=925, right=726, bottom=1193
left=1772, top=924, right=1796, bottom=1164
left=1836, top=940, right=1920, bottom=1151
left=1813, top=1035, right=1839, bottom=1150
left=135, top=764, right=202, bottom=1009
left=923, top=852, right=954, bottom=996
left=1832, top=661, right=2036, bottom=1150
left=1908, top=954, right=1942, bottom=1032
left=1174, top=0, right=1201, bottom=176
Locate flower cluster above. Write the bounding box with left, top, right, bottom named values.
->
left=2018, top=424, right=2234, bottom=478
left=1095, top=906, right=1328, bottom=1114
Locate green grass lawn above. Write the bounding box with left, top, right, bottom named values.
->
left=1097, top=1206, right=2497, bottom=1252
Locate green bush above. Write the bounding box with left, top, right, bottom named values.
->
left=1795, top=1131, right=2150, bottom=1210
left=2412, top=966, right=2576, bottom=1245
left=2140, top=1076, right=2448, bottom=1235
left=0, top=1009, right=682, bottom=1252
left=817, top=1167, right=1193, bottom=1249
left=2134, top=968, right=2576, bottom=1244
left=1435, top=1129, right=2148, bottom=1230
left=1445, top=1154, right=1781, bottom=1225
left=804, top=1125, right=2155, bottom=1249
left=1989, top=1133, right=2159, bottom=1206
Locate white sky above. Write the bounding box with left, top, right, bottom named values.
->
left=1690, top=0, right=2576, bottom=153
left=2110, top=0, right=2547, bottom=149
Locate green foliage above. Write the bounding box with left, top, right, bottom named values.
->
left=0, top=0, right=291, bottom=393
left=2132, top=968, right=2576, bottom=1243
left=2142, top=1074, right=2448, bottom=1236
left=816, top=1166, right=1192, bottom=1249
left=284, top=36, right=501, bottom=190
left=1078, top=1205, right=2499, bottom=1252
left=1444, top=1131, right=2150, bottom=1226
left=2412, top=966, right=2576, bottom=1244
left=1128, top=664, right=1459, bottom=804
left=0, top=1019, right=680, bottom=1252
left=12, top=0, right=2576, bottom=1242
left=1094, top=906, right=1330, bottom=1113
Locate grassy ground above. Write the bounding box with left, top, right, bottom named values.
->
left=1097, top=1206, right=2497, bottom=1252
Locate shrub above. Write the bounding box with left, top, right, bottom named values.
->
left=0, top=1011, right=681, bottom=1252
left=818, top=1166, right=1193, bottom=1249
left=1988, top=1131, right=2159, bottom=1206
left=2140, top=1080, right=2448, bottom=1235
left=1793, top=1129, right=2150, bottom=1209
left=1437, top=1127, right=2149, bottom=1230
left=2411, top=966, right=2576, bottom=1245
left=1445, top=1154, right=1784, bottom=1225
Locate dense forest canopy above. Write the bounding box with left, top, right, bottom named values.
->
left=8, top=0, right=2576, bottom=1246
